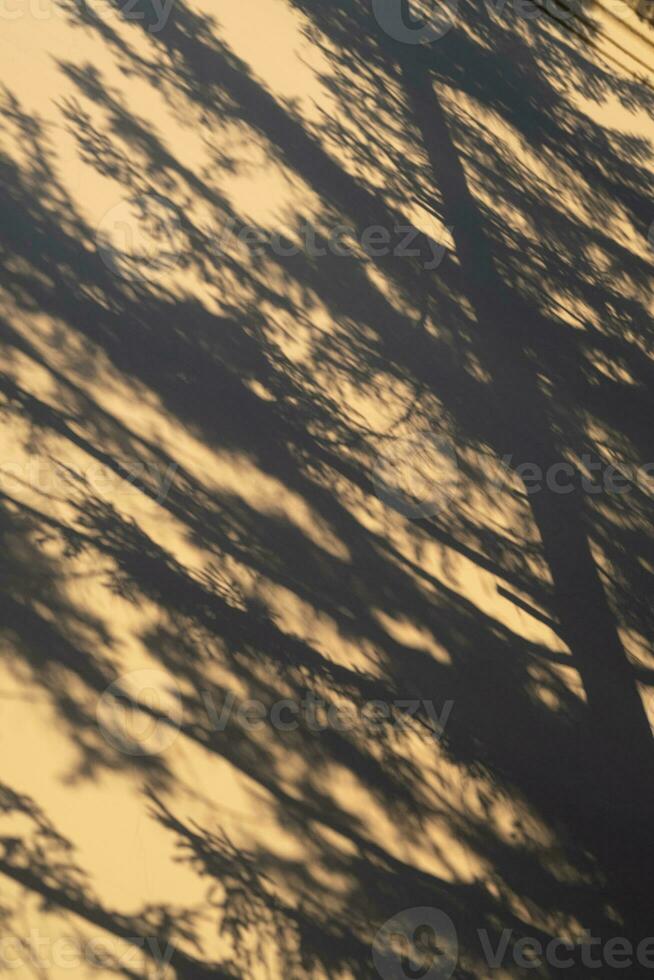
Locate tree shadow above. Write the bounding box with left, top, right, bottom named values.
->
left=0, top=0, right=653, bottom=976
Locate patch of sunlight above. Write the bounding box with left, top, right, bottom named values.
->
left=373, top=611, right=453, bottom=665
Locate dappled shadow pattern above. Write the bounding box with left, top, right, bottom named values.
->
left=0, top=0, right=653, bottom=976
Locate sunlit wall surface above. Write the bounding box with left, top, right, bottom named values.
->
left=0, top=0, right=653, bottom=977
